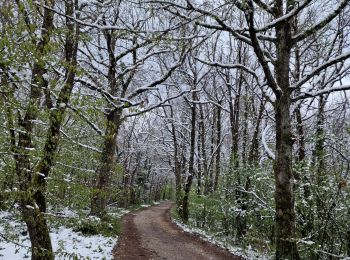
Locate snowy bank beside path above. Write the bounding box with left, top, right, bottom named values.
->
left=0, top=203, right=159, bottom=259
left=172, top=218, right=272, bottom=260
left=0, top=211, right=115, bottom=259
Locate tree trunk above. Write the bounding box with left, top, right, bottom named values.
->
left=241, top=95, right=249, bottom=167
left=182, top=89, right=197, bottom=222
left=293, top=45, right=306, bottom=164
left=312, top=95, right=327, bottom=177
left=205, top=111, right=216, bottom=194
left=91, top=110, right=121, bottom=216
left=21, top=204, right=53, bottom=260
left=295, top=105, right=306, bottom=163
left=232, top=45, right=243, bottom=169
left=248, top=100, right=264, bottom=165
left=274, top=95, right=299, bottom=259
left=33, top=0, right=78, bottom=213
left=167, top=105, right=183, bottom=214
left=91, top=26, right=119, bottom=216
left=199, top=105, right=208, bottom=195
left=213, top=102, right=222, bottom=191
left=17, top=133, right=54, bottom=260
left=196, top=124, right=202, bottom=195
left=174, top=158, right=182, bottom=212
left=15, top=1, right=55, bottom=258
left=273, top=15, right=300, bottom=258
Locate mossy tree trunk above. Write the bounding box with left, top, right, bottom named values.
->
left=33, top=0, right=79, bottom=213
left=91, top=109, right=121, bottom=216
left=90, top=24, right=121, bottom=217
left=18, top=1, right=78, bottom=258
left=14, top=1, right=55, bottom=258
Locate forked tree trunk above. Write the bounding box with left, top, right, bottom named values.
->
left=33, top=0, right=78, bottom=213
left=15, top=1, right=56, bottom=258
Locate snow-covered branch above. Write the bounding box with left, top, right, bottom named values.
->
left=293, top=0, right=350, bottom=43
left=195, top=57, right=259, bottom=82
left=293, top=85, right=350, bottom=101
left=290, top=52, right=350, bottom=91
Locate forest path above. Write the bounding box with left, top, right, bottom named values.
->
left=113, top=201, right=241, bottom=260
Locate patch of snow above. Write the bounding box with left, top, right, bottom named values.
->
left=0, top=211, right=115, bottom=260
left=299, top=240, right=315, bottom=245
left=55, top=207, right=79, bottom=218
left=172, top=219, right=272, bottom=260
left=108, top=209, right=130, bottom=218
left=53, top=227, right=115, bottom=259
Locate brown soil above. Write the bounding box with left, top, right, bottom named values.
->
left=113, top=201, right=242, bottom=260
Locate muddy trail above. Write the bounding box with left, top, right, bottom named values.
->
left=113, top=201, right=242, bottom=260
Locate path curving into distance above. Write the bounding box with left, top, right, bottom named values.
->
left=113, top=201, right=242, bottom=260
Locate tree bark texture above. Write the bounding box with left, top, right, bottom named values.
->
left=182, top=88, right=197, bottom=222
left=15, top=1, right=56, bottom=258
left=91, top=109, right=121, bottom=216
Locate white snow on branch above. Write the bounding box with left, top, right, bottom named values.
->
left=293, top=85, right=350, bottom=101
left=194, top=57, right=259, bottom=81
left=291, top=52, right=350, bottom=90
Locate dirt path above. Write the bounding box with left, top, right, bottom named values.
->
left=113, top=201, right=242, bottom=260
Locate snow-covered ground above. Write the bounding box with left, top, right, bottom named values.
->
left=173, top=219, right=273, bottom=260
left=0, top=203, right=158, bottom=259
left=0, top=211, right=115, bottom=259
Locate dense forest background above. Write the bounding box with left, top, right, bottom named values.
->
left=1, top=0, right=350, bottom=259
